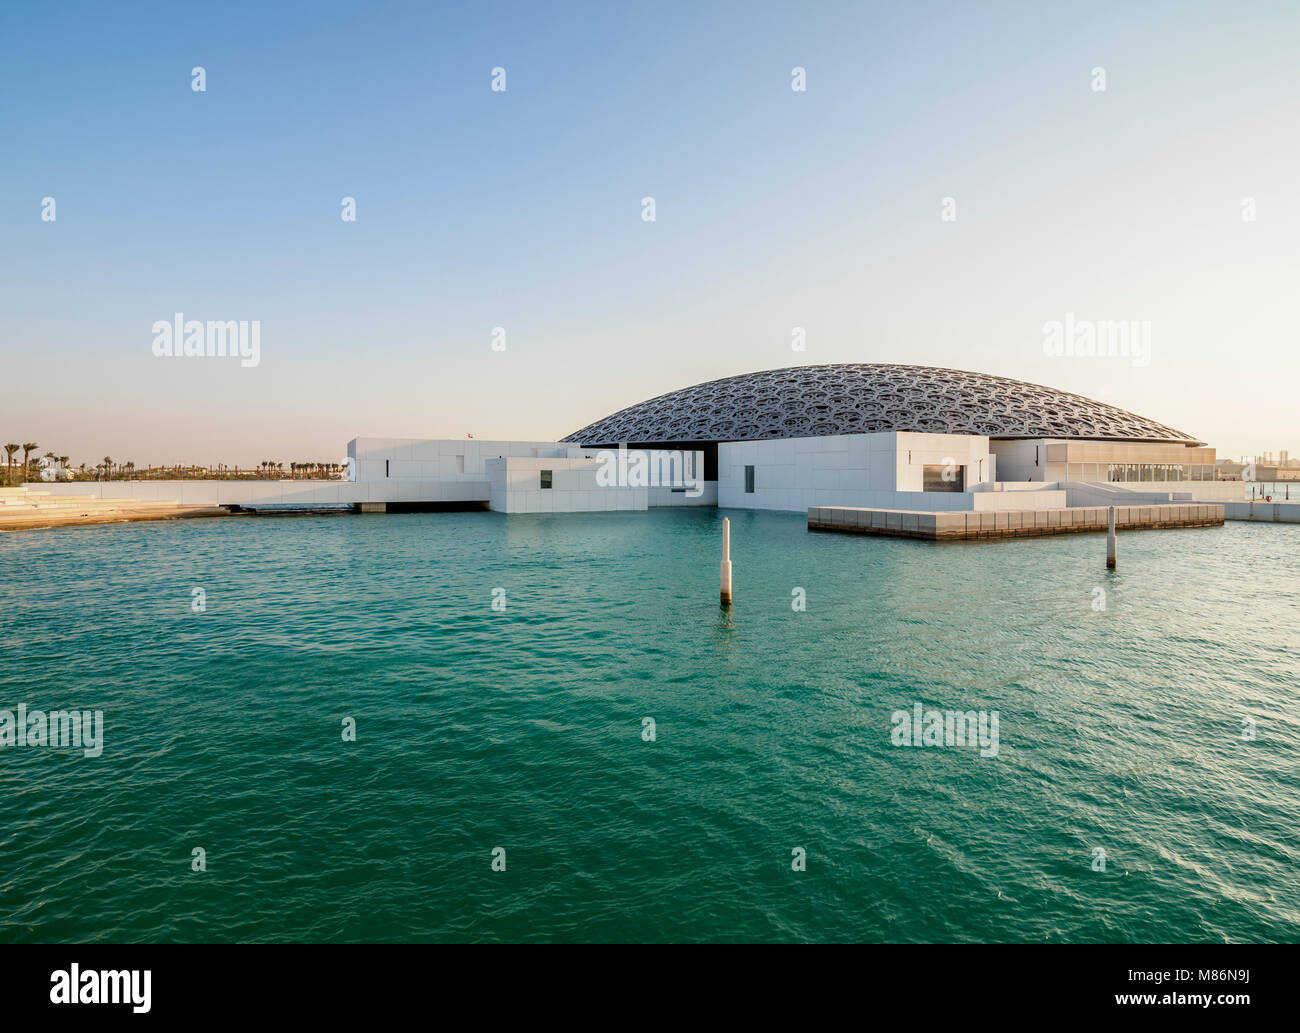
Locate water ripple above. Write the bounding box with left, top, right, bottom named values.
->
left=0, top=511, right=1297, bottom=942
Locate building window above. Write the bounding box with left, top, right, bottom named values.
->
left=923, top=464, right=964, bottom=492
left=385, top=459, right=389, bottom=478
left=540, top=469, right=552, bottom=489
left=744, top=465, right=755, bottom=493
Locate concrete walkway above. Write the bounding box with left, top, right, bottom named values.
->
left=809, top=503, right=1224, bottom=540
left=1221, top=500, right=1300, bottom=523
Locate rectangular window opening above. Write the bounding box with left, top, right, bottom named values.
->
left=744, top=465, right=755, bottom=493
left=923, top=464, right=964, bottom=492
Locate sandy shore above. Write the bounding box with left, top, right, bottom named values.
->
left=0, top=500, right=230, bottom=533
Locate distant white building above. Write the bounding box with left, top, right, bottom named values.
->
left=347, top=364, right=1240, bottom=514
left=37, top=456, right=73, bottom=481
left=346, top=438, right=709, bottom=513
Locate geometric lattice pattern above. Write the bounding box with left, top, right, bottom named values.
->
left=563, top=363, right=1201, bottom=446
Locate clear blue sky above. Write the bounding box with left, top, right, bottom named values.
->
left=3, top=0, right=1298, bottom=466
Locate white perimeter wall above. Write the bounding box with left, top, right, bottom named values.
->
left=1063, top=480, right=1250, bottom=505
left=349, top=438, right=591, bottom=483
left=30, top=479, right=475, bottom=506
left=1189, top=482, right=1257, bottom=502
left=35, top=476, right=1064, bottom=512
left=37, top=444, right=719, bottom=510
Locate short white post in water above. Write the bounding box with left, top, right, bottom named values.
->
left=1106, top=505, right=1117, bottom=569
left=720, top=516, right=733, bottom=607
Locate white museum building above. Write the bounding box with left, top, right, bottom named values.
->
left=347, top=364, right=1239, bottom=515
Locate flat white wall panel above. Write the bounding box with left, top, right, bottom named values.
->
left=718, top=432, right=992, bottom=512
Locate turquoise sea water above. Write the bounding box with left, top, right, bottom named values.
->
left=0, top=509, right=1297, bottom=943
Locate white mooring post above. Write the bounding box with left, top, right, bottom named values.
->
left=720, top=516, right=733, bottom=608
left=1106, top=505, right=1117, bottom=569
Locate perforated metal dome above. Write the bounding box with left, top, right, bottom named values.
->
left=563, top=364, right=1201, bottom=445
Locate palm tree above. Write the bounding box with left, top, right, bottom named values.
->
left=21, top=443, right=38, bottom=484
left=103, top=456, right=113, bottom=481
left=4, top=444, right=19, bottom=486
